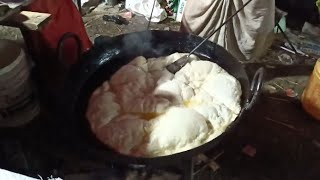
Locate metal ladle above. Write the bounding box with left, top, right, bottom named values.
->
left=166, top=0, right=254, bottom=74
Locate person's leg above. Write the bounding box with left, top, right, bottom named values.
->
left=180, top=0, right=228, bottom=43
left=181, top=0, right=275, bottom=61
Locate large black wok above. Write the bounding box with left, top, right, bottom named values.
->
left=62, top=30, right=264, bottom=168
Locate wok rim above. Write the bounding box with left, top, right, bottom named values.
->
left=64, top=30, right=252, bottom=166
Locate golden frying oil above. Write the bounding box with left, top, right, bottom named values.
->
left=134, top=112, right=161, bottom=121
left=183, top=100, right=201, bottom=107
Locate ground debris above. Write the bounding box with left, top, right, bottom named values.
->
left=208, top=160, right=220, bottom=172
left=264, top=116, right=302, bottom=132
left=285, top=88, right=298, bottom=98
left=242, top=144, right=256, bottom=157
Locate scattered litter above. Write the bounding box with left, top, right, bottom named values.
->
left=286, top=30, right=320, bottom=57
left=194, top=154, right=209, bottom=165
left=103, top=15, right=129, bottom=25
left=165, top=0, right=177, bottom=19
left=302, top=22, right=320, bottom=37
left=163, top=27, right=170, bottom=31
left=208, top=160, right=220, bottom=172
left=264, top=117, right=301, bottom=132
left=242, top=144, right=256, bottom=157
left=116, top=26, right=122, bottom=32
left=274, top=16, right=286, bottom=33
left=119, top=11, right=134, bottom=20
left=175, top=0, right=186, bottom=22
left=264, top=84, right=277, bottom=94
left=279, top=45, right=295, bottom=54
left=272, top=83, right=284, bottom=90
left=193, top=151, right=224, bottom=175
left=285, top=79, right=298, bottom=85
left=278, top=53, right=293, bottom=65
left=281, top=44, right=309, bottom=58
left=285, top=88, right=298, bottom=98
left=164, top=5, right=174, bottom=16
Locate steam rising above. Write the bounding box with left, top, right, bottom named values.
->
left=122, top=31, right=167, bottom=57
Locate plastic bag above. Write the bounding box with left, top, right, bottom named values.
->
left=125, top=0, right=167, bottom=22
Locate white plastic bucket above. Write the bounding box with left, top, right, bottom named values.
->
left=0, top=39, right=40, bottom=127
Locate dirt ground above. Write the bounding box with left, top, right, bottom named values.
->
left=0, top=4, right=314, bottom=94
left=0, top=4, right=180, bottom=42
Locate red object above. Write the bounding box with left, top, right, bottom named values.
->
left=242, top=144, right=257, bottom=157
left=23, top=0, right=92, bottom=65
left=285, top=88, right=298, bottom=98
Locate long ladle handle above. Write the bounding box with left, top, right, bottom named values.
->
left=146, top=0, right=157, bottom=30
left=188, top=0, right=254, bottom=55
left=140, top=0, right=157, bottom=55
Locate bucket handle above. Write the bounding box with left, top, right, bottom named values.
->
left=57, top=32, right=83, bottom=70
left=245, top=67, right=265, bottom=110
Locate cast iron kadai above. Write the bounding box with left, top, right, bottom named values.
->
left=59, top=30, right=265, bottom=179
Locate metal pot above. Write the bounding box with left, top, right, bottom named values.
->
left=62, top=30, right=265, bottom=170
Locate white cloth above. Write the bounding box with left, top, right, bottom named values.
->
left=0, top=168, right=63, bottom=180
left=181, top=0, right=275, bottom=61
left=125, top=0, right=167, bottom=23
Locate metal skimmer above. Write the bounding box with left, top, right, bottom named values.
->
left=166, top=0, right=254, bottom=74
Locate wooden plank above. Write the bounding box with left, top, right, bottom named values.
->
left=0, top=11, right=51, bottom=31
